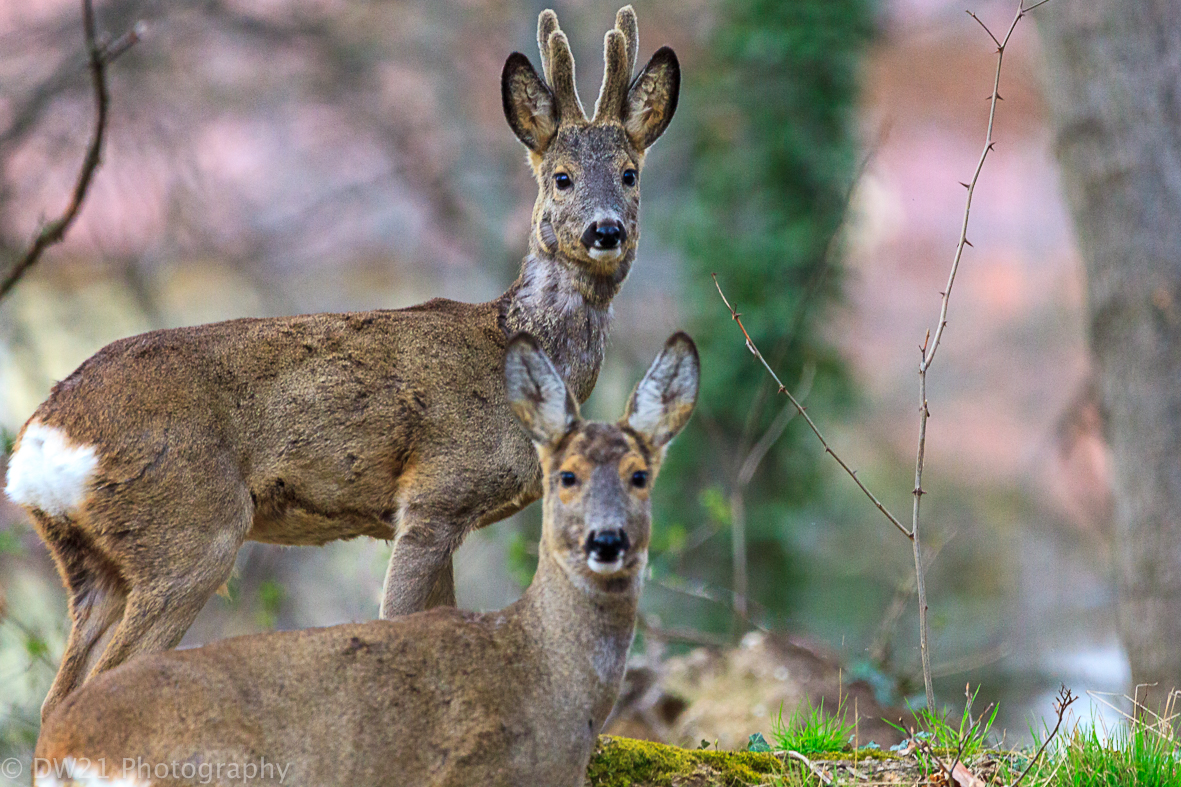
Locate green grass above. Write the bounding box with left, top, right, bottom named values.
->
left=887, top=687, right=999, bottom=765
left=771, top=696, right=855, bottom=755
left=997, top=719, right=1181, bottom=787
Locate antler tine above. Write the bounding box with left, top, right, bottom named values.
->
left=538, top=10, right=559, bottom=85
left=615, top=6, right=638, bottom=83
left=547, top=29, right=587, bottom=124
left=593, top=29, right=630, bottom=123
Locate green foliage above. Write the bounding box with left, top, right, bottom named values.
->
left=0, top=529, right=23, bottom=557
left=654, top=0, right=875, bottom=632
left=771, top=696, right=855, bottom=755
left=748, top=732, right=772, bottom=752
left=1, top=426, right=15, bottom=457
left=255, top=579, right=285, bottom=630
left=994, top=716, right=1181, bottom=787
left=887, top=687, right=999, bottom=762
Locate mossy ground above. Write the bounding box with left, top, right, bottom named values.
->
left=587, top=736, right=786, bottom=787
left=587, top=736, right=1018, bottom=786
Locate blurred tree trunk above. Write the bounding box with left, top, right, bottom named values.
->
left=1038, top=3, right=1181, bottom=704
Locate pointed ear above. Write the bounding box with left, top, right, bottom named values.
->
left=505, top=334, right=580, bottom=446
left=624, top=46, right=679, bottom=150
left=624, top=332, right=699, bottom=449
left=502, top=53, right=558, bottom=153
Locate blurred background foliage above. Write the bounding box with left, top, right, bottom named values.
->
left=0, top=0, right=1117, bottom=773
left=657, top=0, right=871, bottom=633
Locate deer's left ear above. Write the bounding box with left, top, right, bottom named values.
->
left=502, top=53, right=559, bottom=153
left=623, top=47, right=679, bottom=150
left=624, top=332, right=699, bottom=449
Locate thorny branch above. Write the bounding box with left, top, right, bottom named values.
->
left=713, top=274, right=911, bottom=539
left=910, top=0, right=1046, bottom=714
left=713, top=0, right=1047, bottom=715
left=0, top=0, right=143, bottom=302
left=1008, top=685, right=1077, bottom=787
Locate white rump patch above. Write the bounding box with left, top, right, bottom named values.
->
left=5, top=422, right=99, bottom=517
left=34, top=758, right=148, bottom=787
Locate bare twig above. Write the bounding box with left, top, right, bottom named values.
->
left=782, top=750, right=832, bottom=786
left=713, top=0, right=1046, bottom=716
left=1008, top=685, right=1076, bottom=787
left=909, top=0, right=1045, bottom=713
left=729, top=364, right=816, bottom=624
left=713, top=274, right=911, bottom=539
left=637, top=616, right=731, bottom=649
left=0, top=0, right=142, bottom=302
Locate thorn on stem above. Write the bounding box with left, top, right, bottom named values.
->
left=963, top=238, right=974, bottom=247
left=959, top=182, right=971, bottom=189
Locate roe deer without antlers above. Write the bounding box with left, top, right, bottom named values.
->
left=3, top=6, right=679, bottom=723
left=33, top=333, right=700, bottom=787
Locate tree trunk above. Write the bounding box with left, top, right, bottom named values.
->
left=1037, top=2, right=1181, bottom=704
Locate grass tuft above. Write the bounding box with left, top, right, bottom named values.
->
left=771, top=696, right=855, bottom=755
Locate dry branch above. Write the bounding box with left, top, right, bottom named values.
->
left=1008, top=685, right=1076, bottom=787
left=0, top=0, right=142, bottom=302
left=713, top=274, right=911, bottom=539
left=909, top=0, right=1046, bottom=714
left=713, top=0, right=1048, bottom=715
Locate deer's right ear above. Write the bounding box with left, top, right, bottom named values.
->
left=502, top=53, right=559, bottom=153
left=505, top=334, right=580, bottom=445
left=623, top=46, right=679, bottom=150
left=624, top=332, right=699, bottom=449
left=623, top=46, right=680, bottom=150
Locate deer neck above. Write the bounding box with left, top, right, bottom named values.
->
left=501, top=244, right=631, bottom=403
left=520, top=546, right=640, bottom=723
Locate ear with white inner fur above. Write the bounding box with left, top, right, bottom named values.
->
left=624, top=332, right=699, bottom=449
left=502, top=53, right=559, bottom=153
left=623, top=46, right=680, bottom=150
left=505, top=334, right=580, bottom=446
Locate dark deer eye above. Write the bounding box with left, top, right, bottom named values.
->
left=631, top=470, right=648, bottom=489
left=559, top=471, right=578, bottom=487
left=554, top=172, right=573, bottom=190
left=622, top=169, right=637, bottom=187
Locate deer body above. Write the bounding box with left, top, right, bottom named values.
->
left=5, top=6, right=679, bottom=722
left=34, top=333, right=700, bottom=787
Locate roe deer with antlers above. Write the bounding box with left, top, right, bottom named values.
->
left=4, top=5, right=679, bottom=722
left=33, top=333, right=699, bottom=787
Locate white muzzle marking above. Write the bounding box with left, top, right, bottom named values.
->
left=588, top=247, right=624, bottom=263
left=587, top=555, right=625, bottom=575
left=5, top=422, right=99, bottom=517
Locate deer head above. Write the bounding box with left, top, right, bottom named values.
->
left=505, top=332, right=699, bottom=592
left=502, top=7, right=680, bottom=282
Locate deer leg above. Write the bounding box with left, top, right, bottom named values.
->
left=380, top=510, right=464, bottom=618
left=423, top=558, right=456, bottom=609
left=40, top=572, right=126, bottom=723
left=85, top=549, right=238, bottom=680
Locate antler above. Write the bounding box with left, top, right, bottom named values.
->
left=538, top=10, right=559, bottom=85
left=537, top=10, right=587, bottom=125
left=594, top=6, right=639, bottom=123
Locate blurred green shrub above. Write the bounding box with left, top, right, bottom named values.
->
left=653, top=0, right=875, bottom=633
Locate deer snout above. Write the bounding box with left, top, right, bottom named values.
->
left=581, top=219, right=627, bottom=252
left=585, top=528, right=630, bottom=574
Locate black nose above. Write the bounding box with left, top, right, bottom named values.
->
left=585, top=529, right=630, bottom=563
left=581, top=219, right=627, bottom=250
